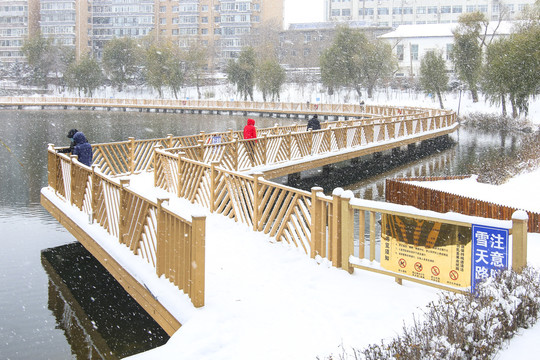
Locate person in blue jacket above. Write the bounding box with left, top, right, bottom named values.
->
left=72, top=131, right=93, bottom=166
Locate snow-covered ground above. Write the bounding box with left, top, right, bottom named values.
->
left=121, top=168, right=538, bottom=360
left=41, top=166, right=540, bottom=360
left=43, top=81, right=539, bottom=359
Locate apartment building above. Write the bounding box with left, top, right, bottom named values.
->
left=279, top=21, right=391, bottom=68
left=0, top=0, right=38, bottom=63
left=327, top=0, right=536, bottom=26
left=0, top=0, right=283, bottom=68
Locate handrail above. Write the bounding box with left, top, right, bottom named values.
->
left=46, top=145, right=205, bottom=307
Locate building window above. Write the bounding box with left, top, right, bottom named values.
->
left=416, top=7, right=426, bottom=14
left=427, top=6, right=438, bottom=14
left=466, top=5, right=476, bottom=13
left=160, top=6, right=165, bottom=12
left=378, top=8, right=389, bottom=15
left=342, top=8, right=351, bottom=16
left=172, top=29, right=178, bottom=35
left=393, top=7, right=402, bottom=15
left=201, top=5, right=208, bottom=12
left=331, top=9, right=340, bottom=16
left=360, top=8, right=374, bottom=15
left=452, top=6, right=462, bottom=13
left=201, top=28, right=208, bottom=34
left=410, top=44, right=418, bottom=61
left=396, top=44, right=404, bottom=61
left=160, top=17, right=166, bottom=25
left=201, top=16, right=208, bottom=23
left=478, top=5, right=487, bottom=13
left=441, top=6, right=451, bottom=14
left=403, top=7, right=413, bottom=15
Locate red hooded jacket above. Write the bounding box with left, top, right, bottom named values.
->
left=243, top=118, right=257, bottom=140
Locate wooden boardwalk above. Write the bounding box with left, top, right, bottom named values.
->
left=40, top=100, right=530, bottom=336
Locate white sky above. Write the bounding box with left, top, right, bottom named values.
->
left=284, top=0, right=326, bottom=27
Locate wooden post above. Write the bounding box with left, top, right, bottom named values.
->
left=308, top=129, right=313, bottom=155
left=90, top=165, right=99, bottom=224
left=369, top=211, right=376, bottom=261
left=512, top=210, right=528, bottom=273
left=262, top=133, right=268, bottom=165
left=252, top=173, right=263, bottom=231
left=47, top=145, right=57, bottom=193
left=119, top=179, right=130, bottom=244
left=177, top=151, right=185, bottom=198
left=128, top=137, right=135, bottom=174
left=286, top=131, right=292, bottom=160
left=191, top=215, right=206, bottom=308
left=232, top=138, right=238, bottom=171
left=310, top=186, right=324, bottom=258
left=210, top=161, right=220, bottom=213
left=197, top=139, right=204, bottom=162
left=331, top=188, right=343, bottom=268
left=167, top=134, right=173, bottom=148
left=70, top=155, right=78, bottom=205
left=156, top=198, right=169, bottom=277
left=153, top=145, right=163, bottom=187
left=340, top=190, right=354, bottom=273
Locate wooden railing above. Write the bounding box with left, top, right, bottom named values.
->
left=386, top=177, right=540, bottom=233
left=47, top=146, right=205, bottom=307
left=1, top=96, right=430, bottom=118
left=154, top=148, right=337, bottom=256
left=336, top=190, right=528, bottom=292
left=72, top=105, right=456, bottom=178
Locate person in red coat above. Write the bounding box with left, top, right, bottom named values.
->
left=243, top=118, right=257, bottom=164
left=243, top=118, right=257, bottom=139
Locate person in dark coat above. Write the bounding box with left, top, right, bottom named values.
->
left=307, top=114, right=321, bottom=131
left=57, top=128, right=78, bottom=154
left=72, top=131, right=93, bottom=166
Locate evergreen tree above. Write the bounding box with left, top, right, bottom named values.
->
left=451, top=13, right=487, bottom=103
left=21, top=34, right=55, bottom=87
left=256, top=58, right=286, bottom=102
left=226, top=47, right=256, bottom=101
left=419, top=50, right=449, bottom=109
left=65, top=54, right=102, bottom=97
left=102, top=37, right=141, bottom=91
left=320, top=26, right=395, bottom=100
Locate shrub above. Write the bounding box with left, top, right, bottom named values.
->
left=323, top=267, right=540, bottom=360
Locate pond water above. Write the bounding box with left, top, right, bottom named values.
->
left=0, top=109, right=528, bottom=359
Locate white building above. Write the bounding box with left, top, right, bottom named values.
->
left=327, top=0, right=536, bottom=27
left=379, top=21, right=515, bottom=76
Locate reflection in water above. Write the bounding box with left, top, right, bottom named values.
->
left=41, top=243, right=169, bottom=359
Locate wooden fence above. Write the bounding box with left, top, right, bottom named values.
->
left=385, top=177, right=540, bottom=233
left=47, top=146, right=206, bottom=307
left=154, top=148, right=339, bottom=259
left=62, top=105, right=457, bottom=178
left=152, top=148, right=528, bottom=291
left=1, top=96, right=434, bottom=118
left=337, top=190, right=528, bottom=291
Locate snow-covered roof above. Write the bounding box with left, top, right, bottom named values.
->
left=379, top=21, right=516, bottom=39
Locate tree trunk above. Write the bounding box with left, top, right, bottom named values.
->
left=436, top=89, right=444, bottom=109
left=510, top=96, right=518, bottom=118
left=471, top=88, right=479, bottom=103
left=501, top=94, right=507, bottom=117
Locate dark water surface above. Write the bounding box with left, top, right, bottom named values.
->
left=0, top=109, right=528, bottom=359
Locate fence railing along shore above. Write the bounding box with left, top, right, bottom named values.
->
left=386, top=176, right=540, bottom=233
